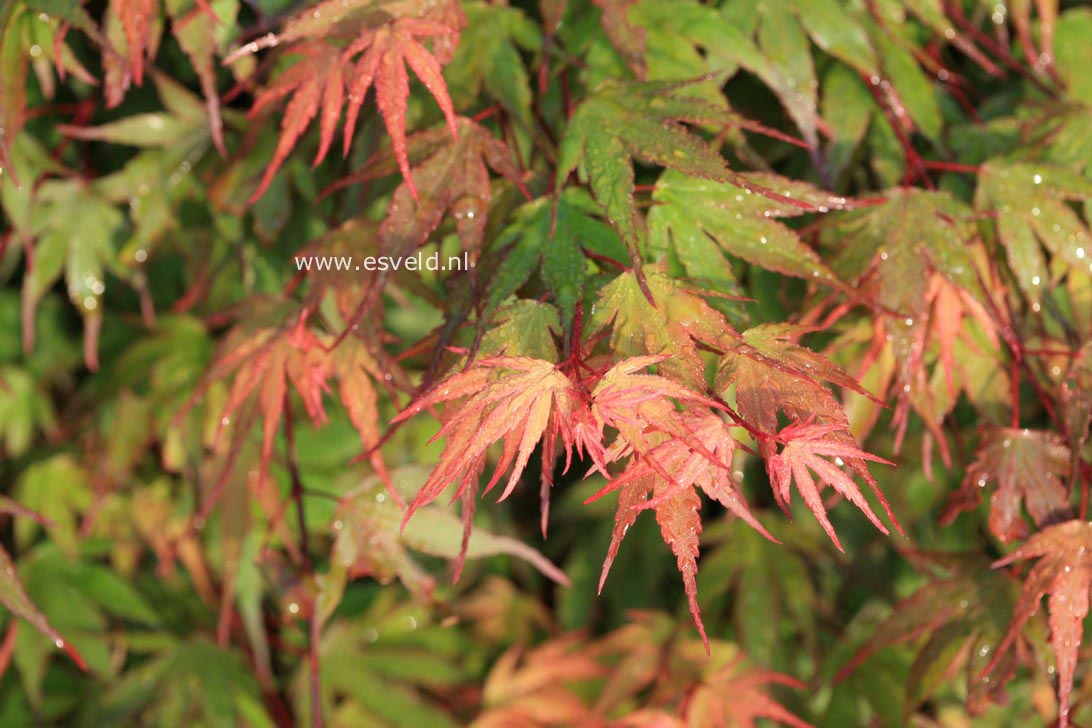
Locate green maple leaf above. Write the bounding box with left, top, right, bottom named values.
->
left=487, top=188, right=625, bottom=323
left=556, top=80, right=736, bottom=268
left=443, top=1, right=540, bottom=130
left=648, top=169, right=845, bottom=289
left=977, top=161, right=1092, bottom=305
left=591, top=266, right=735, bottom=388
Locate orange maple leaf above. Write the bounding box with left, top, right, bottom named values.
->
left=234, top=1, right=465, bottom=203
left=588, top=411, right=775, bottom=652
left=991, top=520, right=1092, bottom=728
left=767, top=421, right=898, bottom=552
left=392, top=357, right=578, bottom=523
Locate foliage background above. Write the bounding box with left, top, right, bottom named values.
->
left=1, top=0, right=1091, bottom=726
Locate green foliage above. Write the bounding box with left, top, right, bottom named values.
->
left=1, top=0, right=1092, bottom=726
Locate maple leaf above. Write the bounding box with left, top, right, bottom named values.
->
left=167, top=0, right=236, bottom=155
left=977, top=161, right=1092, bottom=305
left=330, top=466, right=566, bottom=604
left=589, top=355, right=722, bottom=452
left=16, top=177, right=126, bottom=371
left=556, top=80, right=741, bottom=268
left=836, top=552, right=1020, bottom=714
left=244, top=41, right=345, bottom=204
left=201, top=297, right=403, bottom=506
left=823, top=189, right=999, bottom=458
left=237, top=1, right=466, bottom=203
left=587, top=410, right=773, bottom=651
left=767, top=421, right=896, bottom=552
left=472, top=635, right=604, bottom=728
left=593, top=0, right=647, bottom=79
left=486, top=188, right=626, bottom=324
left=0, top=0, right=29, bottom=179
left=112, top=0, right=159, bottom=90
left=943, top=427, right=1072, bottom=543
left=442, top=2, right=540, bottom=129
left=338, top=14, right=462, bottom=202
left=0, top=504, right=86, bottom=671
left=618, top=0, right=827, bottom=153
left=717, top=324, right=871, bottom=440
left=992, top=520, right=1092, bottom=728
left=392, top=356, right=579, bottom=525
left=203, top=301, right=332, bottom=489
left=1062, top=342, right=1092, bottom=466
left=834, top=274, right=1008, bottom=474
left=647, top=170, right=846, bottom=290
left=330, top=335, right=397, bottom=487
left=683, top=654, right=812, bottom=728
left=370, top=117, right=528, bottom=258
left=591, top=267, right=737, bottom=389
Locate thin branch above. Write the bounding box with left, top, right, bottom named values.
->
left=283, top=395, right=321, bottom=728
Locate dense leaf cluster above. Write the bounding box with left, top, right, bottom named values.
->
left=1, top=0, right=1092, bottom=725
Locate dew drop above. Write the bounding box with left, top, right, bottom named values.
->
left=288, top=602, right=300, bottom=614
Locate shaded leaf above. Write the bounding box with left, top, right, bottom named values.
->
left=943, top=427, right=1072, bottom=543
left=993, top=520, right=1092, bottom=727
left=0, top=544, right=85, bottom=671
left=837, top=553, right=1019, bottom=714
left=473, top=635, right=603, bottom=728
left=330, top=466, right=567, bottom=603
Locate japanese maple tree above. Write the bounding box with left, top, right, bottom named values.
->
left=1, top=0, right=1092, bottom=726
